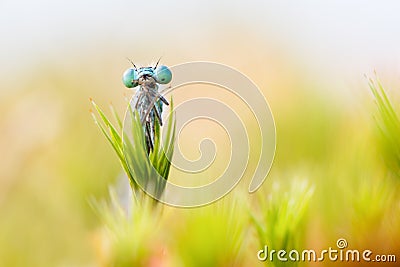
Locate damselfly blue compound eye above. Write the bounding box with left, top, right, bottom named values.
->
left=155, top=65, right=172, bottom=84
left=122, top=68, right=139, bottom=88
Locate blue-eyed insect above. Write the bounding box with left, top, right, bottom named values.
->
left=122, top=59, right=172, bottom=154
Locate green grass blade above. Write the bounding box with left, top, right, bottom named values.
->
left=110, top=103, right=123, bottom=130
left=368, top=77, right=400, bottom=178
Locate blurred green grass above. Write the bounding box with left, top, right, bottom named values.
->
left=0, top=57, right=399, bottom=266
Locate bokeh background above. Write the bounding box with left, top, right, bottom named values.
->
left=1, top=1, right=400, bottom=266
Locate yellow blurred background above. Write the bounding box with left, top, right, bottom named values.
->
left=1, top=1, right=400, bottom=266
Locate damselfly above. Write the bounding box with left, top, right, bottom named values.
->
left=122, top=60, right=172, bottom=154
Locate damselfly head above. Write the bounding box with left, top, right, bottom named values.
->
left=122, top=64, right=172, bottom=88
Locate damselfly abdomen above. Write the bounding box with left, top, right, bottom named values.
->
left=122, top=61, right=172, bottom=154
